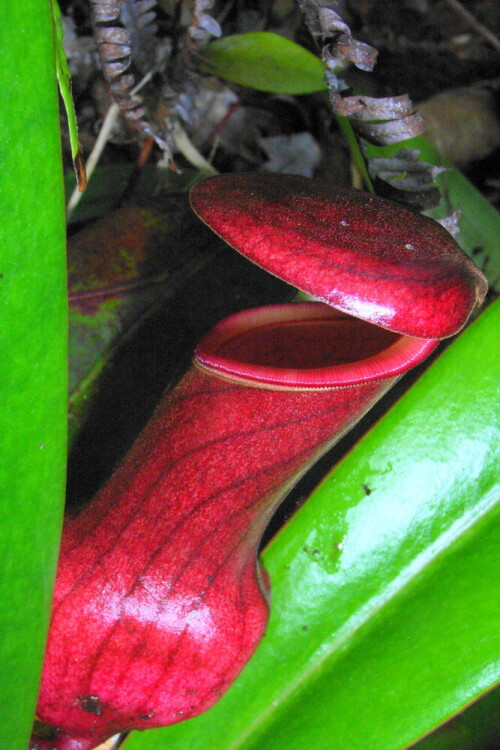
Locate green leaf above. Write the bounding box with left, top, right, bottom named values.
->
left=124, top=300, right=499, bottom=750
left=0, top=4, right=67, bottom=749
left=197, top=32, right=328, bottom=94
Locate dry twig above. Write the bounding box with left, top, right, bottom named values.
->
left=443, top=0, right=500, bottom=53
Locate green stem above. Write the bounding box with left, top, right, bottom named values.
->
left=336, top=114, right=375, bottom=193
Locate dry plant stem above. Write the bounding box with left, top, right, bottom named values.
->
left=297, top=0, right=427, bottom=207
left=171, top=121, right=218, bottom=174
left=444, top=0, right=500, bottom=53
left=66, top=102, right=119, bottom=219
left=90, top=0, right=159, bottom=136
left=66, top=69, right=158, bottom=219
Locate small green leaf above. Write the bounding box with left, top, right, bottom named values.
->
left=124, top=300, right=499, bottom=750
left=0, top=3, right=67, bottom=748
left=197, top=32, right=328, bottom=94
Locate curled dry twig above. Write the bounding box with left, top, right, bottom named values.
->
left=89, top=0, right=224, bottom=165
left=89, top=0, right=167, bottom=150
left=368, top=149, right=445, bottom=209
left=297, top=0, right=443, bottom=207
left=297, top=0, right=424, bottom=143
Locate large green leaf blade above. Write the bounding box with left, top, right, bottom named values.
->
left=0, top=3, right=67, bottom=748
left=250, top=503, right=498, bottom=749
left=125, top=301, right=499, bottom=750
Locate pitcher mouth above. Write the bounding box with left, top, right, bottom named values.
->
left=194, top=302, right=439, bottom=390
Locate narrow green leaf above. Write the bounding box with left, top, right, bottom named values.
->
left=0, top=4, right=67, bottom=749
left=50, top=0, right=85, bottom=189
left=197, top=32, right=328, bottom=94
left=124, top=301, right=499, bottom=750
